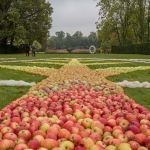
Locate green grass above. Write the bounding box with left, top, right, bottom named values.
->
left=0, top=68, right=46, bottom=109
left=0, top=68, right=46, bottom=82
left=88, top=62, right=150, bottom=69
left=0, top=62, right=63, bottom=69
left=107, top=70, right=150, bottom=82
left=0, top=53, right=150, bottom=59
left=107, top=70, right=150, bottom=110
left=0, top=86, right=29, bottom=109
left=124, top=88, right=150, bottom=110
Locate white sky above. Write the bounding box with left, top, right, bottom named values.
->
left=49, top=0, right=99, bottom=36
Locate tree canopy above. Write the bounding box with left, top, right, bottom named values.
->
left=97, top=0, right=149, bottom=48
left=47, top=31, right=99, bottom=50
left=0, top=0, right=53, bottom=48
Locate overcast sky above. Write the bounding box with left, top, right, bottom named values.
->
left=49, top=0, right=98, bottom=36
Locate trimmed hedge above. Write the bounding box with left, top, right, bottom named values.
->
left=0, top=45, right=26, bottom=54
left=112, top=43, right=150, bottom=55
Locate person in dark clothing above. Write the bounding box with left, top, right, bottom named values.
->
left=25, top=45, right=30, bottom=56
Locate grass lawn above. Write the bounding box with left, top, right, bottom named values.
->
left=124, top=88, right=150, bottom=110
left=0, top=62, right=63, bottom=69
left=107, top=70, right=150, bottom=82
left=0, top=86, right=29, bottom=109
left=107, top=70, right=150, bottom=110
left=0, top=53, right=150, bottom=59
left=0, top=68, right=46, bottom=109
left=88, top=62, right=150, bottom=69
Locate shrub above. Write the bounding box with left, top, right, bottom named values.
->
left=111, top=43, right=150, bottom=55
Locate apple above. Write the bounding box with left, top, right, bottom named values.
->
left=107, top=119, right=116, bottom=127
left=58, top=129, right=71, bottom=139
left=3, top=132, right=17, bottom=141
left=33, top=135, right=45, bottom=145
left=14, top=144, right=28, bottom=150
left=1, top=126, right=13, bottom=134
left=119, top=119, right=129, bottom=129
left=74, top=110, right=84, bottom=119
left=92, top=126, right=103, bottom=135
left=63, top=121, right=74, bottom=131
left=118, top=143, right=132, bottom=150
left=40, top=123, right=50, bottom=132
left=129, top=141, right=140, bottom=150
left=145, top=136, right=150, bottom=149
left=128, top=125, right=140, bottom=134
left=70, top=134, right=82, bottom=144
left=60, top=140, right=74, bottom=150
left=138, top=146, right=148, bottom=150
left=81, top=137, right=94, bottom=149
left=18, top=130, right=32, bottom=141
left=90, top=144, right=102, bottom=150
left=134, top=133, right=146, bottom=145
left=81, top=118, right=92, bottom=128
left=106, top=145, right=117, bottom=150
left=0, top=139, right=15, bottom=150
left=74, top=146, right=85, bottom=150
left=28, top=139, right=40, bottom=149
left=41, top=139, right=59, bottom=149
left=38, top=148, right=48, bottom=150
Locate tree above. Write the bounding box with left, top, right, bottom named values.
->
left=0, top=0, right=53, bottom=52
left=97, top=0, right=149, bottom=47
left=47, top=31, right=99, bottom=50
left=55, top=31, right=65, bottom=49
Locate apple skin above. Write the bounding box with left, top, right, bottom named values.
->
left=63, top=121, right=74, bottom=131
left=0, top=139, right=15, bottom=150
left=81, top=137, right=95, bottom=149
left=40, top=123, right=50, bottom=132
left=41, top=139, right=59, bottom=149
left=60, top=140, right=74, bottom=150
left=145, top=136, right=150, bottom=149
left=128, top=125, right=140, bottom=134
left=118, top=143, right=132, bottom=150
left=18, top=130, right=32, bottom=141
left=81, top=118, right=92, bottom=128
left=137, top=146, right=149, bottom=150
left=106, top=145, right=117, bottom=150
left=134, top=133, right=146, bottom=145
left=3, top=132, right=18, bottom=141
left=129, top=141, right=140, bottom=150
left=33, top=135, right=45, bottom=145
left=14, top=144, right=28, bottom=150
left=28, top=139, right=40, bottom=149
left=75, top=146, right=85, bottom=150
left=70, top=134, right=82, bottom=144
left=58, top=129, right=71, bottom=139
left=1, top=127, right=13, bottom=135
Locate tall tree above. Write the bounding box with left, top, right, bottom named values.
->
left=0, top=0, right=53, bottom=50
left=97, top=0, right=149, bottom=47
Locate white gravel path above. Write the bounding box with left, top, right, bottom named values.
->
left=0, top=80, right=35, bottom=86
left=117, top=80, right=150, bottom=88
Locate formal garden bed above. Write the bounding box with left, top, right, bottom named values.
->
left=0, top=57, right=150, bottom=149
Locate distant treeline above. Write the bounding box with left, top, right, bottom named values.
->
left=47, top=31, right=99, bottom=50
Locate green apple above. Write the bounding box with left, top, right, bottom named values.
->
left=60, top=140, right=74, bottom=150
left=118, top=143, right=132, bottom=150
left=106, top=145, right=117, bottom=150
left=74, top=110, right=84, bottom=119
left=40, top=123, right=50, bottom=132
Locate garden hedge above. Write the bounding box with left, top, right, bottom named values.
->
left=112, top=43, right=150, bottom=55
left=0, top=45, right=26, bottom=54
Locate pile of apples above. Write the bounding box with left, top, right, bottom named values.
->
left=0, top=81, right=150, bottom=150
